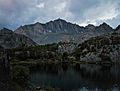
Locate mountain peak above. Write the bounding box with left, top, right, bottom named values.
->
left=53, top=18, right=67, bottom=23
left=85, top=24, right=95, bottom=29
left=91, top=22, right=113, bottom=33
left=55, top=18, right=66, bottom=21
left=0, top=28, right=13, bottom=33
left=99, top=22, right=110, bottom=27
left=98, top=22, right=113, bottom=31
left=35, top=22, right=40, bottom=24
left=1, top=27, right=11, bottom=30
left=102, top=22, right=108, bottom=25
left=33, top=22, right=44, bottom=27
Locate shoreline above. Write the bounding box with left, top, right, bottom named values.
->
left=10, top=59, right=119, bottom=67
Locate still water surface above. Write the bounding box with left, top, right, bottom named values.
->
left=30, top=64, right=120, bottom=91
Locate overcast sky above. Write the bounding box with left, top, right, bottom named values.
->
left=0, top=0, right=120, bottom=30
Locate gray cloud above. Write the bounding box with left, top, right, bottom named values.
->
left=67, top=0, right=120, bottom=26
left=0, top=0, right=120, bottom=30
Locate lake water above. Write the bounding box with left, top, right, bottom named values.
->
left=30, top=64, right=120, bottom=91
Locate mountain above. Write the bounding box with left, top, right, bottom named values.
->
left=15, top=19, right=84, bottom=34
left=0, top=28, right=36, bottom=49
left=74, top=25, right=120, bottom=63
left=95, top=22, right=113, bottom=33
left=15, top=19, right=113, bottom=44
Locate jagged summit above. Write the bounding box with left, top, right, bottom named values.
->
left=15, top=18, right=84, bottom=35
left=1, top=27, right=12, bottom=31
left=34, top=22, right=44, bottom=25
left=99, top=22, right=112, bottom=28
left=101, top=22, right=108, bottom=25
left=85, top=24, right=95, bottom=29
left=35, top=22, right=40, bottom=24
left=15, top=19, right=114, bottom=44
left=95, top=22, right=113, bottom=33
left=0, top=28, right=13, bottom=34
left=53, top=18, right=67, bottom=22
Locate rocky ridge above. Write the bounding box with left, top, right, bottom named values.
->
left=15, top=19, right=113, bottom=44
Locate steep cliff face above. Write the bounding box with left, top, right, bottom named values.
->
left=0, top=28, right=36, bottom=49
left=15, top=19, right=113, bottom=44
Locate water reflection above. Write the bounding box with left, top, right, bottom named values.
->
left=30, top=64, right=120, bottom=91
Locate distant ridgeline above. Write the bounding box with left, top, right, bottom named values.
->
left=0, top=46, right=10, bottom=91
left=0, top=19, right=120, bottom=64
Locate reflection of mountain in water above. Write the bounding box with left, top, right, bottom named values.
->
left=76, top=64, right=120, bottom=89
left=30, top=64, right=120, bottom=91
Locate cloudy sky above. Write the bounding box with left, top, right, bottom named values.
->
left=0, top=0, right=120, bottom=30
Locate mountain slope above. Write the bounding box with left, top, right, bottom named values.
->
left=0, top=28, right=36, bottom=49
left=74, top=25, right=120, bottom=63
left=15, top=19, right=113, bottom=44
